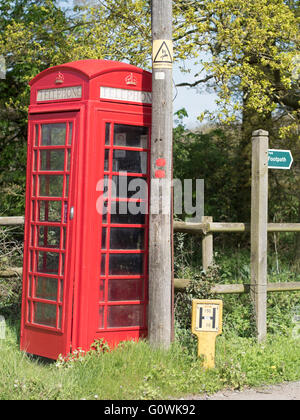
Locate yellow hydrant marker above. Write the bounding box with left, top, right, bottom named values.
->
left=191, top=299, right=223, bottom=369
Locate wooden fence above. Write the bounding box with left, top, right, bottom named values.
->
left=174, top=217, right=300, bottom=294
left=1, top=215, right=300, bottom=295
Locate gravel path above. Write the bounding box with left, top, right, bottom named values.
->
left=187, top=381, right=300, bottom=400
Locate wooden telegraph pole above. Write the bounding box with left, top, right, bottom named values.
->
left=149, top=0, right=173, bottom=348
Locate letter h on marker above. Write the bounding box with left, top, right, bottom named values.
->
left=198, top=307, right=216, bottom=329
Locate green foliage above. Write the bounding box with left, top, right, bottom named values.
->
left=216, top=334, right=300, bottom=389
left=174, top=244, right=300, bottom=343
left=175, top=265, right=220, bottom=330
left=0, top=0, right=299, bottom=218
left=173, top=111, right=243, bottom=221
left=0, top=278, right=22, bottom=319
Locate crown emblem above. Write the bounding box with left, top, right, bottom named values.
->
left=55, top=72, right=64, bottom=84
left=125, top=73, right=137, bottom=86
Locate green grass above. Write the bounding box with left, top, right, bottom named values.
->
left=1, top=244, right=299, bottom=400
left=0, top=318, right=300, bottom=400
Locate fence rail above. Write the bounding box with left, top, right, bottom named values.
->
left=2, top=216, right=300, bottom=232
left=174, top=218, right=300, bottom=292
left=174, top=279, right=300, bottom=293
left=174, top=220, right=300, bottom=233
left=0, top=216, right=25, bottom=225
left=1, top=216, right=300, bottom=294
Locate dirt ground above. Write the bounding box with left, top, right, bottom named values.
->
left=188, top=381, right=300, bottom=400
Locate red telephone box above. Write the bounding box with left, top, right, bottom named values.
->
left=20, top=60, right=152, bottom=359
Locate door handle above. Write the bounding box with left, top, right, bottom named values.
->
left=70, top=206, right=74, bottom=220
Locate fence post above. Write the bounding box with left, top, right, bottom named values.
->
left=202, top=216, right=213, bottom=271
left=251, top=129, right=269, bottom=342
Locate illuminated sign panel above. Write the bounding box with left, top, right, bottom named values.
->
left=100, top=86, right=152, bottom=104
left=37, top=86, right=82, bottom=102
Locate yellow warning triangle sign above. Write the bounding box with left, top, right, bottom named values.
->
left=153, top=40, right=173, bottom=69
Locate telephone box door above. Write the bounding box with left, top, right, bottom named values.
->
left=20, top=111, right=78, bottom=359
left=95, top=111, right=151, bottom=345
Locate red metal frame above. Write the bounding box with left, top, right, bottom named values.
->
left=20, top=60, right=152, bottom=359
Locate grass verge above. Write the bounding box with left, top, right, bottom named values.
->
left=0, top=319, right=299, bottom=400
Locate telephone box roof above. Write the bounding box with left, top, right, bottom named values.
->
left=29, top=59, right=150, bottom=85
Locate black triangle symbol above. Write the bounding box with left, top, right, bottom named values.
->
left=154, top=41, right=172, bottom=63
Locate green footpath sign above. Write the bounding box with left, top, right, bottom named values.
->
left=268, top=149, right=293, bottom=170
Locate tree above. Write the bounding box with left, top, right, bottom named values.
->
left=173, top=108, right=241, bottom=223
left=0, top=0, right=151, bottom=214
left=0, top=0, right=299, bottom=218
left=0, top=1, right=72, bottom=213
left=86, top=0, right=299, bottom=221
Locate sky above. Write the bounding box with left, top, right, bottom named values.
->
left=173, top=61, right=217, bottom=129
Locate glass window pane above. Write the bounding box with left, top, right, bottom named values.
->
left=39, top=175, right=64, bottom=197
left=31, top=200, right=36, bottom=222
left=114, top=125, right=148, bottom=148
left=113, top=150, right=147, bottom=174
left=110, top=228, right=144, bottom=250
left=28, top=276, right=32, bottom=297
left=30, top=226, right=35, bottom=247
left=101, top=254, right=106, bottom=275
left=33, top=150, right=37, bottom=171
left=101, top=228, right=107, bottom=249
left=105, top=123, right=111, bottom=145
left=35, top=276, right=58, bottom=301
left=33, top=302, right=56, bottom=327
left=27, top=300, right=31, bottom=323
left=99, top=306, right=104, bottom=329
left=60, top=254, right=65, bottom=276
left=37, top=251, right=59, bottom=274
left=29, top=251, right=34, bottom=272
left=107, top=305, right=143, bottom=328
left=110, top=202, right=146, bottom=225
left=111, top=175, right=147, bottom=199
left=38, top=226, right=61, bottom=248
left=104, top=150, right=110, bottom=171
left=59, top=279, right=63, bottom=303
left=103, top=175, right=109, bottom=196
left=108, top=279, right=143, bottom=301
left=102, top=201, right=108, bottom=223
left=58, top=306, right=62, bottom=329
left=35, top=125, right=39, bottom=146
left=40, top=150, right=65, bottom=171
left=41, top=123, right=66, bottom=146
left=32, top=176, right=36, bottom=197
left=68, top=123, right=73, bottom=145
left=99, top=279, right=105, bottom=302
left=62, top=227, right=67, bottom=250
left=108, top=254, right=144, bottom=275
left=64, top=175, right=69, bottom=198
left=67, top=149, right=71, bottom=171
left=63, top=202, right=68, bottom=223
left=38, top=200, right=61, bottom=222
